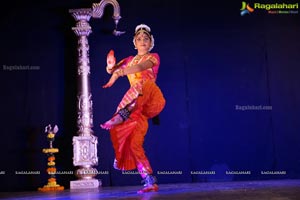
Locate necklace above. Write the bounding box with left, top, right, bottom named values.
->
left=135, top=53, right=149, bottom=60
left=131, top=53, right=149, bottom=66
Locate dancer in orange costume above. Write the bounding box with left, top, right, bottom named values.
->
left=100, top=24, right=165, bottom=193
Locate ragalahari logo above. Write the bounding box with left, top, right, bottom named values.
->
left=240, top=2, right=254, bottom=16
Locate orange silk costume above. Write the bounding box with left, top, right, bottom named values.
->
left=110, top=53, right=165, bottom=175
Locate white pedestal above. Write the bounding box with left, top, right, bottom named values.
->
left=70, top=179, right=101, bottom=190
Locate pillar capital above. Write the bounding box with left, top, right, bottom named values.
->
left=69, top=9, right=92, bottom=37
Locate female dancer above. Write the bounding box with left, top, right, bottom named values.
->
left=100, top=24, right=166, bottom=193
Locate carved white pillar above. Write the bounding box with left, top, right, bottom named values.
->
left=69, top=8, right=99, bottom=189
left=69, top=0, right=122, bottom=190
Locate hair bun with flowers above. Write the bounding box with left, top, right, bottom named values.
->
left=133, top=24, right=155, bottom=52
left=135, top=24, right=151, bottom=33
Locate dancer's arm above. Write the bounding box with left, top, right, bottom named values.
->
left=102, top=60, right=153, bottom=88
left=120, top=54, right=159, bottom=76
left=103, top=71, right=121, bottom=88
left=106, top=59, right=126, bottom=74
left=121, top=60, right=154, bottom=75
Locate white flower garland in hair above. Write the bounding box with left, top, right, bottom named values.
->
left=133, top=24, right=155, bottom=52
left=135, top=24, right=151, bottom=33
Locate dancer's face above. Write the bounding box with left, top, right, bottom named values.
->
left=134, top=32, right=151, bottom=52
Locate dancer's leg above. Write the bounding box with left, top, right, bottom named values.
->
left=100, top=114, right=123, bottom=130
left=130, top=132, right=158, bottom=193
left=137, top=173, right=158, bottom=193
left=100, top=100, right=137, bottom=130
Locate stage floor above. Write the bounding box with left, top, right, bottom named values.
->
left=0, top=179, right=300, bottom=200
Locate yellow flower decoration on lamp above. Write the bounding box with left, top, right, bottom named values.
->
left=47, top=167, right=57, bottom=174
left=48, top=156, right=55, bottom=162
left=42, top=148, right=59, bottom=154
left=47, top=133, right=55, bottom=139
left=48, top=161, right=56, bottom=166
left=38, top=124, right=64, bottom=192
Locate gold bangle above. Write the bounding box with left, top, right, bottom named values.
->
left=116, top=69, right=124, bottom=77
left=120, top=69, right=125, bottom=77
left=114, top=69, right=122, bottom=77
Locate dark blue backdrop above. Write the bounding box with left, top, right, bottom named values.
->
left=0, top=0, right=299, bottom=192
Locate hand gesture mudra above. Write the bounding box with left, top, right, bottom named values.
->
left=103, top=50, right=119, bottom=88
left=107, top=49, right=116, bottom=69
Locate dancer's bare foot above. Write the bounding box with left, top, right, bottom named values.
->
left=100, top=114, right=123, bottom=130
left=137, top=184, right=158, bottom=194
left=100, top=122, right=114, bottom=130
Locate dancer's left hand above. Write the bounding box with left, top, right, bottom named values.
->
left=102, top=73, right=119, bottom=88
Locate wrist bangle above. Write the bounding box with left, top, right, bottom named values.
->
left=115, top=69, right=124, bottom=77
left=120, top=69, right=124, bottom=77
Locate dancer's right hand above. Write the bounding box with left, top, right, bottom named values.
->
left=107, top=50, right=116, bottom=69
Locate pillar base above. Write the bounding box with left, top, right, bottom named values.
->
left=70, top=179, right=101, bottom=190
